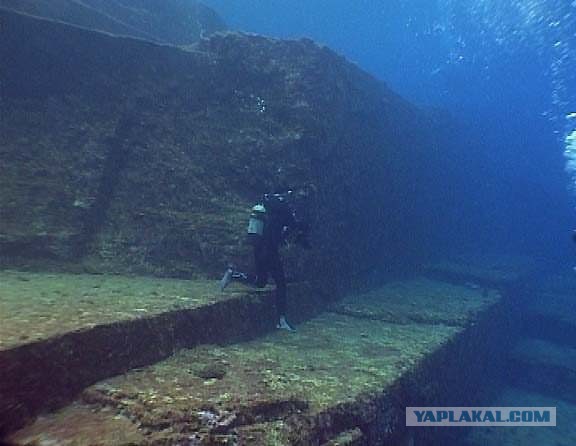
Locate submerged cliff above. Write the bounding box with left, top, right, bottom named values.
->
left=0, top=8, right=429, bottom=287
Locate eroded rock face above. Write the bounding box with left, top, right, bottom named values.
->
left=0, top=0, right=225, bottom=44
left=0, top=9, right=429, bottom=284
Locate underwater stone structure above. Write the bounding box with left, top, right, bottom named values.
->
left=0, top=269, right=519, bottom=443
left=0, top=0, right=225, bottom=45
left=0, top=8, right=429, bottom=287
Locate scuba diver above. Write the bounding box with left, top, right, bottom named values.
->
left=219, top=188, right=311, bottom=331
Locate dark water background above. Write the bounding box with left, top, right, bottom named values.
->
left=204, top=0, right=576, bottom=265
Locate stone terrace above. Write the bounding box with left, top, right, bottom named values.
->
left=0, top=270, right=517, bottom=445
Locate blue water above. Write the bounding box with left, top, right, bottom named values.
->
left=204, top=0, right=576, bottom=264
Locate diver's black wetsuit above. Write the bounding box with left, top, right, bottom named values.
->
left=242, top=196, right=297, bottom=318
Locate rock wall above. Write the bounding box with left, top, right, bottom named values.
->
left=0, top=0, right=225, bottom=44
left=0, top=9, right=431, bottom=286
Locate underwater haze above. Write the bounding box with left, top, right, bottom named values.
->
left=205, top=0, right=576, bottom=262
left=3, top=0, right=576, bottom=444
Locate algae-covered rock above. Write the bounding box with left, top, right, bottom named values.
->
left=0, top=8, right=429, bottom=284
left=0, top=0, right=225, bottom=45
left=6, top=278, right=504, bottom=444
left=195, top=363, right=228, bottom=380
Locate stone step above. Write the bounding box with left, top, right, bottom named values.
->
left=0, top=270, right=325, bottom=436
left=330, top=276, right=501, bottom=328
left=507, top=338, right=576, bottom=402
left=423, top=253, right=537, bottom=289
left=4, top=278, right=510, bottom=446
left=522, top=292, right=576, bottom=348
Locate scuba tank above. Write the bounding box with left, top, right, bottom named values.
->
left=247, top=204, right=266, bottom=241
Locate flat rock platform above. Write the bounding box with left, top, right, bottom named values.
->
left=1, top=272, right=510, bottom=445
left=0, top=270, right=323, bottom=437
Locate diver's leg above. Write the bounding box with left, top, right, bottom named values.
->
left=253, top=242, right=269, bottom=288
left=219, top=244, right=267, bottom=291
left=271, top=259, right=287, bottom=317
left=220, top=267, right=260, bottom=291
left=270, top=251, right=294, bottom=331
